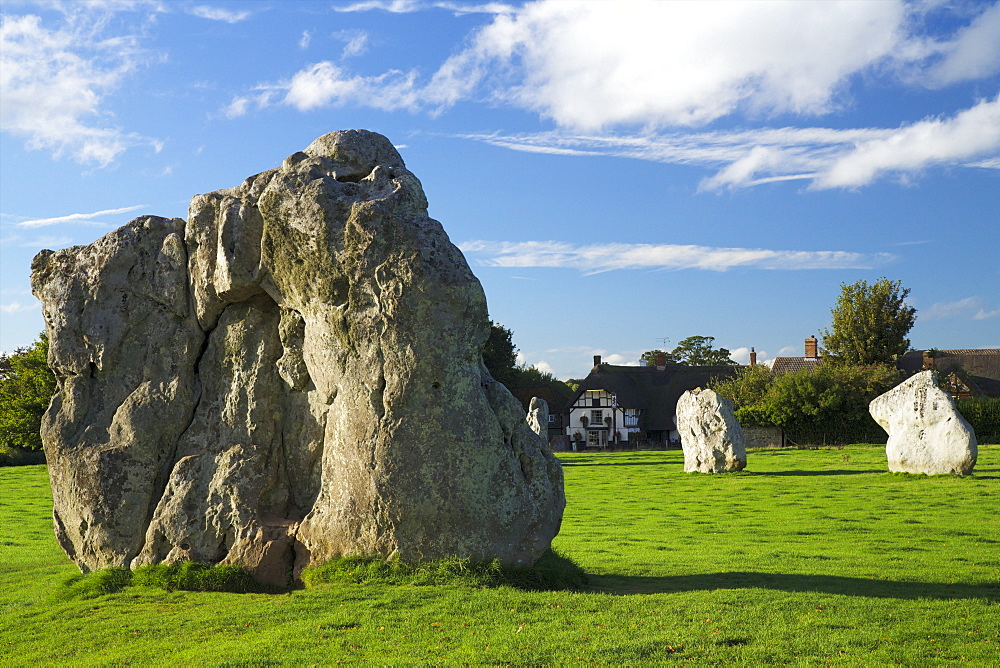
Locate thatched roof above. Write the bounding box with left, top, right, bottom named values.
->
left=568, top=364, right=739, bottom=431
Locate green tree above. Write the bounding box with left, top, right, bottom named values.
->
left=821, top=278, right=916, bottom=366
left=482, top=322, right=518, bottom=387
left=672, top=336, right=738, bottom=366
left=640, top=349, right=679, bottom=366
left=642, top=336, right=736, bottom=367
left=0, top=333, right=57, bottom=453
left=510, top=363, right=559, bottom=388
left=710, top=364, right=776, bottom=410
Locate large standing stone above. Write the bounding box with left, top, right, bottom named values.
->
left=32, top=130, right=565, bottom=585
left=869, top=370, right=977, bottom=475
left=676, top=388, right=747, bottom=473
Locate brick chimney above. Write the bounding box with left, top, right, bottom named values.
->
left=804, top=335, right=818, bottom=360
left=750, top=347, right=757, bottom=366
left=593, top=355, right=602, bottom=367
left=656, top=352, right=666, bottom=370
left=922, top=350, right=935, bottom=370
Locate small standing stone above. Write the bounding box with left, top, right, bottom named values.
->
left=869, top=370, right=977, bottom=475
left=527, top=397, right=549, bottom=439
left=676, top=388, right=747, bottom=473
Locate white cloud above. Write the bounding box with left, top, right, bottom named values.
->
left=189, top=6, right=251, bottom=23
left=276, top=62, right=421, bottom=112
left=458, top=1, right=908, bottom=130
left=17, top=205, right=145, bottom=229
left=223, top=96, right=250, bottom=119
left=299, top=30, right=312, bottom=50
left=728, top=347, right=753, bottom=365
left=0, top=11, right=156, bottom=166
left=334, top=0, right=422, bottom=12
left=927, top=2, right=1000, bottom=85
left=923, top=296, right=1000, bottom=321
left=334, top=30, right=370, bottom=59
left=814, top=96, right=1000, bottom=188
left=253, top=1, right=914, bottom=123
left=602, top=354, right=641, bottom=366
left=0, top=301, right=39, bottom=314
left=731, top=347, right=787, bottom=366
left=531, top=359, right=556, bottom=375
left=333, top=1, right=515, bottom=14
left=460, top=240, right=895, bottom=274
left=968, top=156, right=1000, bottom=168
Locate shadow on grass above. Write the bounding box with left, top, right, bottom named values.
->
left=749, top=469, right=883, bottom=477
left=561, top=459, right=675, bottom=467
left=586, top=571, right=999, bottom=601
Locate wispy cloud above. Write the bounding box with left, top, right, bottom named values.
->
left=17, top=205, right=145, bottom=229
left=459, top=241, right=895, bottom=274
left=17, top=235, right=74, bottom=249
left=334, top=29, right=370, bottom=59
left=333, top=1, right=516, bottom=14
left=0, top=9, right=159, bottom=166
left=189, top=6, right=251, bottom=23
left=462, top=97, right=1000, bottom=190
left=926, top=2, right=1000, bottom=86
left=923, top=296, right=1000, bottom=321
left=0, top=301, right=39, bottom=314
left=814, top=96, right=1000, bottom=189
left=299, top=30, right=312, bottom=50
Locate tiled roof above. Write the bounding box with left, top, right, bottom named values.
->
left=898, top=349, right=1000, bottom=397
left=568, top=364, right=739, bottom=431
left=770, top=357, right=822, bottom=376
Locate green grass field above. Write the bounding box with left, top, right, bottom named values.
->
left=1, top=445, right=997, bottom=665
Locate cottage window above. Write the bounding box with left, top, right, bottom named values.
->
left=547, top=414, right=554, bottom=423
left=591, top=409, right=603, bottom=424
left=591, top=397, right=601, bottom=407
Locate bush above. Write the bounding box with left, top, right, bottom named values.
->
left=0, top=444, right=46, bottom=467
left=957, top=397, right=1000, bottom=444
left=712, top=363, right=900, bottom=445
left=0, top=333, right=56, bottom=459
left=302, top=549, right=587, bottom=591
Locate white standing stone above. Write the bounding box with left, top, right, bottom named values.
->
left=527, top=397, right=549, bottom=439
left=870, top=370, right=977, bottom=475
left=676, top=388, right=747, bottom=473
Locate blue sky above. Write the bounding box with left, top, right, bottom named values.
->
left=1, top=0, right=998, bottom=380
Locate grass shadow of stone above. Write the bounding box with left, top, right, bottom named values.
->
left=560, top=459, right=677, bottom=467
left=585, top=571, right=999, bottom=601
left=748, top=469, right=883, bottom=477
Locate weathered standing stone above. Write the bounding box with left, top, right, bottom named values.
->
left=869, top=370, right=977, bottom=475
left=676, top=388, right=747, bottom=473
left=527, top=397, right=549, bottom=439
left=32, top=130, right=565, bottom=584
